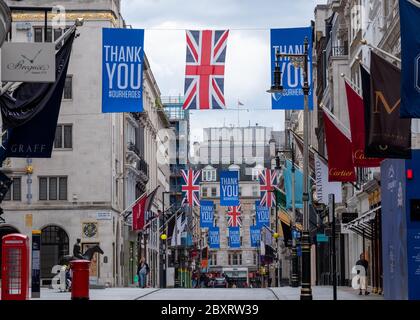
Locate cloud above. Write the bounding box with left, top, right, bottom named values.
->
left=121, top=0, right=324, bottom=139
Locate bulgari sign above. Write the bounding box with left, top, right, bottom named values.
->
left=1, top=42, right=55, bottom=82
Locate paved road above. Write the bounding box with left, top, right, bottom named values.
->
left=33, top=286, right=383, bottom=300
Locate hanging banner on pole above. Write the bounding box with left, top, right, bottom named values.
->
left=255, top=200, right=270, bottom=228
left=314, top=154, right=342, bottom=205
left=209, top=227, right=220, bottom=249
left=250, top=225, right=261, bottom=248
left=220, top=170, right=239, bottom=206
left=270, top=27, right=313, bottom=110
left=229, top=227, right=241, bottom=248
left=399, top=0, right=420, bottom=118
left=102, top=28, right=144, bottom=113
left=200, top=200, right=214, bottom=228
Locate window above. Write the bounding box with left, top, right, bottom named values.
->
left=253, top=253, right=258, bottom=265
left=252, top=185, right=260, bottom=197
left=33, top=27, right=54, bottom=43
left=3, top=177, right=21, bottom=201
left=39, top=177, right=67, bottom=201
left=239, top=186, right=242, bottom=197
left=228, top=252, right=242, bottom=266
left=211, top=187, right=217, bottom=197
left=201, top=187, right=208, bottom=198
left=214, top=217, right=218, bottom=227
left=63, top=76, right=73, bottom=100
left=202, top=167, right=216, bottom=181
left=209, top=252, right=217, bottom=266
left=54, top=124, right=72, bottom=149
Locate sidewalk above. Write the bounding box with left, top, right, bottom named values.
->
left=270, top=286, right=384, bottom=300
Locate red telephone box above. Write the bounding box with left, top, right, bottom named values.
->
left=1, top=234, right=30, bottom=300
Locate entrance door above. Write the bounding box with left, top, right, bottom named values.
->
left=40, top=225, right=69, bottom=283
left=0, top=225, right=19, bottom=279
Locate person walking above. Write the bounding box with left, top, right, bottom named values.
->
left=137, top=257, right=150, bottom=288
left=356, top=253, right=370, bottom=295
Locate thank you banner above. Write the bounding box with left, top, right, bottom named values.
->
left=102, top=28, right=144, bottom=113
left=220, top=170, right=239, bottom=206
left=209, top=227, right=220, bottom=249
left=200, top=200, right=214, bottom=228
left=229, top=227, right=241, bottom=248
left=270, top=27, right=313, bottom=110
left=255, top=200, right=270, bottom=228
left=250, top=225, right=261, bottom=248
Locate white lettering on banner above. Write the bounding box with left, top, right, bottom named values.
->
left=230, top=233, right=240, bottom=243
left=210, top=232, right=219, bottom=244
left=104, top=45, right=142, bottom=98
left=221, top=185, right=238, bottom=197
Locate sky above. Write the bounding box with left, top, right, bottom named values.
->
left=121, top=0, right=326, bottom=143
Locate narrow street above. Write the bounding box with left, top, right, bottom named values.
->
left=34, top=287, right=383, bottom=301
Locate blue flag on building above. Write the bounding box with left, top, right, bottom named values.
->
left=284, top=160, right=303, bottom=209
left=229, top=227, right=241, bottom=248
left=220, top=170, right=239, bottom=206
left=102, top=28, right=144, bottom=113
left=400, top=0, right=420, bottom=118
left=250, top=225, right=261, bottom=248
left=255, top=201, right=270, bottom=228
left=270, top=27, right=313, bottom=110
left=209, top=227, right=220, bottom=249
left=200, top=200, right=214, bottom=228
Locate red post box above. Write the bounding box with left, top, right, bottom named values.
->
left=1, top=234, right=30, bottom=300
left=70, top=260, right=90, bottom=300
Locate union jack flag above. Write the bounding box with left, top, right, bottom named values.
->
left=183, top=29, right=229, bottom=110
left=181, top=169, right=201, bottom=207
left=259, top=169, right=278, bottom=207
left=227, top=205, right=242, bottom=227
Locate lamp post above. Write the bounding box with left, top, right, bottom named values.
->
left=267, top=37, right=312, bottom=300
left=160, top=191, right=171, bottom=288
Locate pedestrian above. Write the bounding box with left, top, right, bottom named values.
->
left=199, top=273, right=205, bottom=288
left=355, top=253, right=370, bottom=295
left=192, top=271, right=198, bottom=288
left=137, top=257, right=150, bottom=289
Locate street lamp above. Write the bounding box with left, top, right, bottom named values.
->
left=267, top=37, right=312, bottom=300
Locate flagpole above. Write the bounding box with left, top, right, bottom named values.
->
left=319, top=103, right=351, bottom=137
left=340, top=73, right=362, bottom=97
left=360, top=39, right=401, bottom=64
left=120, top=192, right=147, bottom=217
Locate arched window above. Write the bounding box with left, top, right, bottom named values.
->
left=40, top=225, right=69, bottom=281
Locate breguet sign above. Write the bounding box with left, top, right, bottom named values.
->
left=1, top=43, right=56, bottom=82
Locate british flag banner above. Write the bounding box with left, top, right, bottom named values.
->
left=183, top=30, right=229, bottom=110
left=181, top=169, right=201, bottom=207
left=259, top=169, right=278, bottom=207
left=227, top=205, right=242, bottom=227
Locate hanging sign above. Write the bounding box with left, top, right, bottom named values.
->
left=255, top=200, right=270, bottom=228
left=220, top=170, right=239, bottom=206
left=102, top=28, right=144, bottom=113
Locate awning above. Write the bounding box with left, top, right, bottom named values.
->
left=342, top=206, right=381, bottom=240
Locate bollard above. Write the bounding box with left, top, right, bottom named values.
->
left=69, top=260, right=90, bottom=300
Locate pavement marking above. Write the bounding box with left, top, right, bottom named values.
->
left=134, top=288, right=161, bottom=300
left=267, top=288, right=281, bottom=300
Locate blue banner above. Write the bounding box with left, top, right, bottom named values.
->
left=200, top=200, right=214, bottom=228
left=220, top=171, right=239, bottom=206
left=209, top=227, right=220, bottom=249
left=250, top=225, right=261, bottom=248
left=229, top=227, right=241, bottom=248
left=284, top=160, right=303, bottom=209
left=400, top=0, right=420, bottom=118
left=102, top=28, right=144, bottom=113
left=270, top=27, right=313, bottom=110
left=255, top=201, right=270, bottom=228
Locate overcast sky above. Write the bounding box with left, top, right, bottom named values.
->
left=121, top=0, right=326, bottom=143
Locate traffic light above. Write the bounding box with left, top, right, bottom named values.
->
left=0, top=171, right=12, bottom=204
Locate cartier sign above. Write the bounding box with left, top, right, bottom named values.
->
left=1, top=42, right=55, bottom=82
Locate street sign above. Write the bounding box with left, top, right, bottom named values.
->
left=1, top=42, right=56, bottom=82
left=316, top=233, right=329, bottom=243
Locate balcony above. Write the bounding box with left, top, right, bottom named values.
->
left=126, top=141, right=141, bottom=164
left=331, top=46, right=348, bottom=57
left=137, top=157, right=149, bottom=184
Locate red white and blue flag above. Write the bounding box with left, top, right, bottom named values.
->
left=227, top=205, right=242, bottom=227
left=181, top=169, right=201, bottom=207
left=259, top=169, right=278, bottom=207
left=183, top=30, right=229, bottom=110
